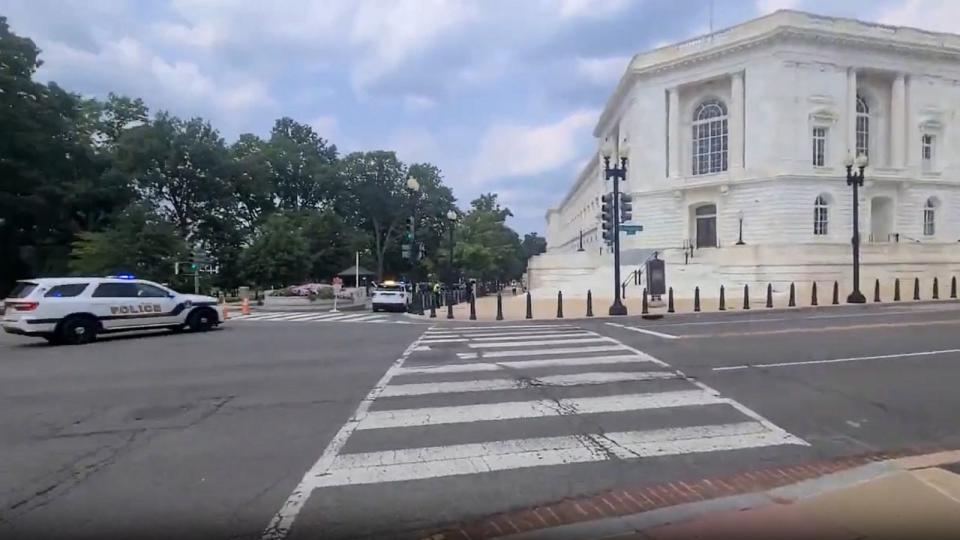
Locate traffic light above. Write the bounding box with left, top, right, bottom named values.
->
left=620, top=192, right=633, bottom=223
left=404, top=216, right=415, bottom=243
left=601, top=192, right=615, bottom=245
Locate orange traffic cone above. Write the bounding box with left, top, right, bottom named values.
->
left=221, top=302, right=230, bottom=320
left=241, top=298, right=250, bottom=315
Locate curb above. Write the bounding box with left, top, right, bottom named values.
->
left=416, top=448, right=949, bottom=540
left=404, top=298, right=960, bottom=324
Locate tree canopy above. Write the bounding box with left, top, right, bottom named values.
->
left=0, top=17, right=541, bottom=296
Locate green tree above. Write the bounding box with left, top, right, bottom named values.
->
left=444, top=193, right=525, bottom=283
left=69, top=205, right=188, bottom=283
left=522, top=232, right=547, bottom=260
left=265, top=117, right=339, bottom=210
left=114, top=112, right=231, bottom=238
left=337, top=151, right=415, bottom=280
left=239, top=212, right=310, bottom=288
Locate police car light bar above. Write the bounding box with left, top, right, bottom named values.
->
left=107, top=274, right=137, bottom=280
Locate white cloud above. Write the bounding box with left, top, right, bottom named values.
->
left=556, top=0, right=633, bottom=19
left=877, top=0, right=960, bottom=33
left=467, top=109, right=599, bottom=185
left=575, top=55, right=631, bottom=85
left=310, top=115, right=339, bottom=138
left=754, top=0, right=800, bottom=15
left=403, top=94, right=438, bottom=112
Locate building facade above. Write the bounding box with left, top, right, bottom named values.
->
left=531, top=10, right=960, bottom=297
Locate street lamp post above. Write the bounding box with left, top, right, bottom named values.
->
left=405, top=176, right=424, bottom=314
left=845, top=153, right=868, bottom=304
left=602, top=138, right=628, bottom=316
left=446, top=210, right=458, bottom=318
left=736, top=210, right=745, bottom=245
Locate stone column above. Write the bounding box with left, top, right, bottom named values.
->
left=730, top=71, right=745, bottom=170
left=847, top=68, right=858, bottom=158
left=668, top=87, right=680, bottom=178
left=891, top=73, right=906, bottom=168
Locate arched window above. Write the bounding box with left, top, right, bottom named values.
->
left=856, top=94, right=869, bottom=158
left=692, top=99, right=728, bottom=175
left=924, top=197, right=937, bottom=236
left=814, top=195, right=829, bottom=236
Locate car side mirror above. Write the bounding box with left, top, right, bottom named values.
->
left=167, top=293, right=176, bottom=298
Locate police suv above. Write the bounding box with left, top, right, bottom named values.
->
left=370, top=281, right=409, bottom=312
left=1, top=276, right=222, bottom=345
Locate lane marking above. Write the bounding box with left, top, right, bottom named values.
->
left=605, top=338, right=807, bottom=447
left=605, top=322, right=679, bottom=340
left=468, top=332, right=594, bottom=342
left=260, top=337, right=423, bottom=540
left=357, top=390, right=723, bottom=430
left=713, top=348, right=960, bottom=372
left=396, top=354, right=658, bottom=375
left=467, top=337, right=611, bottom=348
left=682, top=318, right=960, bottom=339
left=353, top=315, right=387, bottom=322
left=379, top=371, right=678, bottom=397
left=426, top=324, right=576, bottom=331
left=478, top=345, right=627, bottom=358
left=317, top=422, right=800, bottom=487
left=420, top=338, right=469, bottom=344
left=281, top=313, right=330, bottom=321
left=424, top=328, right=584, bottom=338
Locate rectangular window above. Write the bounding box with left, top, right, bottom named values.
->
left=924, top=208, right=935, bottom=236
left=44, top=283, right=89, bottom=298
left=92, top=283, right=140, bottom=298
left=856, top=115, right=869, bottom=158
left=922, top=134, right=935, bottom=171
left=812, top=127, right=827, bottom=167
left=814, top=208, right=828, bottom=235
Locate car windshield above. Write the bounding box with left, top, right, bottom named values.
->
left=7, top=282, right=38, bottom=299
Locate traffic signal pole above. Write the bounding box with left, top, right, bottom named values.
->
left=603, top=155, right=628, bottom=316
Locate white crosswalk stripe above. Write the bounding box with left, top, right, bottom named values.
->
left=263, top=323, right=807, bottom=538
left=231, top=311, right=399, bottom=324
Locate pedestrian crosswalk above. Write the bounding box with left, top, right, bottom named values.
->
left=265, top=323, right=808, bottom=539
left=230, top=311, right=409, bottom=324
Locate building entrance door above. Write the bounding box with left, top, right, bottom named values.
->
left=870, top=197, right=894, bottom=242
left=695, top=204, right=717, bottom=248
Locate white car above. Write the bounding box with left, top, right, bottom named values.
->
left=371, top=282, right=409, bottom=313
left=1, top=276, right=222, bottom=345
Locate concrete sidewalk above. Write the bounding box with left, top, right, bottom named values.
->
left=504, top=451, right=960, bottom=540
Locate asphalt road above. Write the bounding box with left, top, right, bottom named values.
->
left=2, top=301, right=960, bottom=539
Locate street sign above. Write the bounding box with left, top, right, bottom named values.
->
left=622, top=224, right=644, bottom=235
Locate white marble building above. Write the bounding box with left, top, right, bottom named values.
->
left=530, top=10, right=960, bottom=297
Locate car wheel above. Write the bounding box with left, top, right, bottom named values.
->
left=43, top=334, right=63, bottom=345
left=372, top=306, right=379, bottom=312
left=59, top=316, right=98, bottom=345
left=187, top=308, right=216, bottom=332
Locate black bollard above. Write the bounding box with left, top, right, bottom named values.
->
left=832, top=281, right=839, bottom=305
left=496, top=292, right=504, bottom=321
left=743, top=284, right=750, bottom=310
left=952, top=276, right=958, bottom=299
left=894, top=278, right=901, bottom=301
left=766, top=284, right=773, bottom=308
left=788, top=283, right=796, bottom=307
left=914, top=277, right=920, bottom=301
left=525, top=291, right=533, bottom=320
left=719, top=285, right=726, bottom=311
left=811, top=282, right=818, bottom=306
left=933, top=277, right=940, bottom=300
left=667, top=287, right=675, bottom=313
left=446, top=291, right=454, bottom=319
left=429, top=295, right=437, bottom=318
left=556, top=291, right=564, bottom=319
left=874, top=279, right=881, bottom=303
left=694, top=287, right=701, bottom=312
left=642, top=288, right=649, bottom=315
left=469, top=293, right=477, bottom=320
left=586, top=290, right=594, bottom=317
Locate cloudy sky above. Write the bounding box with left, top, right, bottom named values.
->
left=2, top=0, right=953, bottom=234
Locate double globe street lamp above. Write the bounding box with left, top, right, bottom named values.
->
left=405, top=176, right=425, bottom=314
left=601, top=137, right=629, bottom=316
left=844, top=153, right=869, bottom=304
